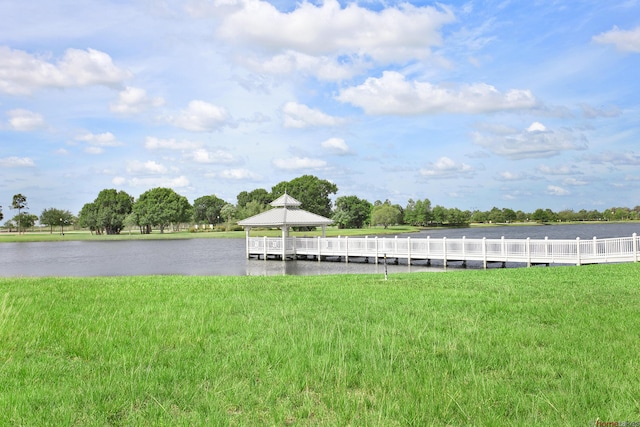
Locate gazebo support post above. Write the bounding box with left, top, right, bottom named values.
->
left=245, top=227, right=251, bottom=259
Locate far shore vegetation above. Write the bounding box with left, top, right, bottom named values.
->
left=1, top=263, right=639, bottom=425
left=3, top=174, right=640, bottom=238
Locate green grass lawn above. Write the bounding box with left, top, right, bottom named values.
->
left=1, top=264, right=639, bottom=425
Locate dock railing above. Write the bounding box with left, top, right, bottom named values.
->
left=246, top=233, right=639, bottom=267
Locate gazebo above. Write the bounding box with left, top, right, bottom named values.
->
left=237, top=193, right=334, bottom=259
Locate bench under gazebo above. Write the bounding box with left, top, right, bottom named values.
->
left=238, top=193, right=334, bottom=260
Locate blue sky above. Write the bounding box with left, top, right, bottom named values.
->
left=1, top=0, right=639, bottom=217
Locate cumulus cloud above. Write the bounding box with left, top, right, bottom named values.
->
left=272, top=156, right=327, bottom=170
left=0, top=47, right=132, bottom=95
left=0, top=156, right=35, bottom=167
left=586, top=151, right=640, bottom=166
left=282, top=102, right=346, bottom=128
left=337, top=71, right=538, bottom=115
left=218, top=168, right=261, bottom=180
left=75, top=131, right=122, bottom=154
left=210, top=0, right=454, bottom=80
left=114, top=175, right=190, bottom=188
left=593, top=26, right=640, bottom=52
left=419, top=156, right=474, bottom=178
left=537, top=164, right=581, bottom=175
left=473, top=122, right=588, bottom=159
left=126, top=160, right=168, bottom=174
left=110, top=86, right=164, bottom=114
left=6, top=109, right=46, bottom=131
left=145, top=137, right=201, bottom=150
left=546, top=185, right=570, bottom=196
left=187, top=148, right=236, bottom=164
left=165, top=100, right=230, bottom=131
left=321, top=137, right=351, bottom=155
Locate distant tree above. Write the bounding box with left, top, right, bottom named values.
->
left=220, top=203, right=237, bottom=231
left=78, top=202, right=100, bottom=234
left=470, top=210, right=488, bottom=223
left=332, top=195, right=371, bottom=229
left=488, top=207, right=505, bottom=224
left=133, top=187, right=192, bottom=233
left=431, top=205, right=447, bottom=225
left=12, top=212, right=38, bottom=231
left=503, top=208, right=517, bottom=223
left=40, top=208, right=74, bottom=234
left=237, top=199, right=268, bottom=220
left=271, top=175, right=337, bottom=218
left=193, top=195, right=226, bottom=225
left=237, top=189, right=272, bottom=209
left=531, top=208, right=556, bottom=223
left=11, top=194, right=27, bottom=234
left=371, top=203, right=401, bottom=229
left=90, top=189, right=134, bottom=235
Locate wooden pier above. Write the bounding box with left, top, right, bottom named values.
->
left=245, top=234, right=640, bottom=268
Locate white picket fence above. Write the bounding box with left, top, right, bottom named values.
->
left=246, top=234, right=640, bottom=268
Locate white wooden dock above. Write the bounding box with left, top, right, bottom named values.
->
left=246, top=234, right=640, bottom=268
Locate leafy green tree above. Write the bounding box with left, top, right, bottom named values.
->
left=371, top=203, right=401, bottom=229
left=271, top=175, right=337, bottom=218
left=238, top=199, right=268, bottom=220
left=78, top=202, right=99, bottom=234
left=193, top=195, right=226, bottom=225
left=133, top=187, right=192, bottom=233
left=237, top=189, right=272, bottom=209
left=40, top=208, right=74, bottom=234
left=220, top=203, right=237, bottom=231
left=11, top=194, right=27, bottom=233
left=431, top=205, right=447, bottom=225
left=84, top=189, right=134, bottom=235
left=332, top=195, right=371, bottom=229
left=12, top=212, right=38, bottom=231
left=488, top=207, right=505, bottom=224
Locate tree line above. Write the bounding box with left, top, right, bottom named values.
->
left=3, top=174, right=640, bottom=234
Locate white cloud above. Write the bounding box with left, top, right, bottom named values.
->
left=419, top=157, right=474, bottom=178
left=473, top=123, right=588, bottom=159
left=593, top=26, right=640, bottom=53
left=282, top=102, right=346, bottom=128
left=497, top=171, right=525, bottom=181
left=537, top=165, right=581, bottom=175
left=76, top=131, right=122, bottom=146
left=6, top=109, right=46, bottom=131
left=188, top=148, right=236, bottom=164
left=563, top=177, right=588, bottom=186
left=126, top=176, right=190, bottom=188
left=321, top=137, right=350, bottom=155
left=218, top=168, right=261, bottom=180
left=145, top=137, right=201, bottom=150
left=586, top=151, right=640, bottom=166
left=0, top=156, right=35, bottom=167
left=526, top=121, right=546, bottom=132
left=165, top=100, right=230, bottom=131
left=272, top=156, right=327, bottom=170
left=126, top=160, right=168, bottom=174
left=337, top=71, right=538, bottom=115
left=546, top=185, right=570, bottom=196
left=0, top=47, right=132, bottom=95
left=217, top=0, right=454, bottom=61
left=110, top=86, right=164, bottom=114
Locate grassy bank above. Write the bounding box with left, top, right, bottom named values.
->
left=1, top=264, right=639, bottom=425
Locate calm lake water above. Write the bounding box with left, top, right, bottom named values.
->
left=1, top=223, right=638, bottom=277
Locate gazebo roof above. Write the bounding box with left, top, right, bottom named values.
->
left=238, top=194, right=333, bottom=228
